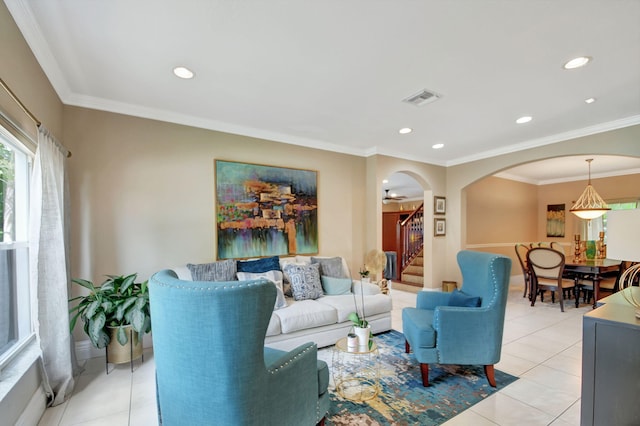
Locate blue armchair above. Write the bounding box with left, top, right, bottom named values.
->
left=149, top=270, right=330, bottom=426
left=402, top=250, right=512, bottom=387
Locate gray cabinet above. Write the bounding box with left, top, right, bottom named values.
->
left=581, top=300, right=640, bottom=426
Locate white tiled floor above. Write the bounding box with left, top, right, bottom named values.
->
left=39, top=282, right=590, bottom=426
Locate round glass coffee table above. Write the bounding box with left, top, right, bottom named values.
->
left=332, top=336, right=381, bottom=402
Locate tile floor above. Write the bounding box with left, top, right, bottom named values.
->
left=39, top=282, right=591, bottom=426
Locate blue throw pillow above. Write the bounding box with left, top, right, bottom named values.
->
left=321, top=276, right=352, bottom=295
left=237, top=256, right=281, bottom=273
left=448, top=289, right=481, bottom=307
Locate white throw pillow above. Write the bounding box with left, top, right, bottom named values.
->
left=236, top=270, right=287, bottom=310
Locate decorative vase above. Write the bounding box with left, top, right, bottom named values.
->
left=353, top=325, right=371, bottom=350
left=586, top=240, right=596, bottom=260
left=107, top=325, right=143, bottom=364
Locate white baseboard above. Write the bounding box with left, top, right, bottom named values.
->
left=16, top=385, right=46, bottom=426
left=75, top=334, right=153, bottom=361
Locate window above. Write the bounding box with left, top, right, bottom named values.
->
left=602, top=200, right=639, bottom=244
left=0, top=126, right=32, bottom=366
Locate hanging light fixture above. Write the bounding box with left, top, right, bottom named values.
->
left=570, top=159, right=610, bottom=220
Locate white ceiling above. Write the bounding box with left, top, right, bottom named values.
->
left=5, top=0, right=640, bottom=192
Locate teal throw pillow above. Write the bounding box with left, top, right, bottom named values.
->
left=321, top=276, right=352, bottom=295
left=448, top=289, right=481, bottom=307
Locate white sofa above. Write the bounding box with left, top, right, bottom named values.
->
left=172, top=255, right=393, bottom=351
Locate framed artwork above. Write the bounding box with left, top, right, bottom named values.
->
left=434, top=196, right=446, bottom=215
left=215, top=160, right=318, bottom=259
left=546, top=203, right=565, bottom=237
left=434, top=218, right=446, bottom=236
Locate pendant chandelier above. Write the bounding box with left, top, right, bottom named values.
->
left=570, top=158, right=610, bottom=220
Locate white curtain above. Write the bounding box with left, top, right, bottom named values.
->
left=29, top=126, right=77, bottom=406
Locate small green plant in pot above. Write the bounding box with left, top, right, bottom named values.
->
left=69, top=273, right=151, bottom=349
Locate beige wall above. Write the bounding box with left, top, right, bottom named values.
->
left=0, top=3, right=65, bottom=423
left=63, top=107, right=369, bottom=282
left=0, top=3, right=63, bottom=141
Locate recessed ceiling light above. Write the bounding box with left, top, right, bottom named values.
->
left=585, top=97, right=596, bottom=104
left=399, top=127, right=412, bottom=134
left=432, top=143, right=444, bottom=149
left=516, top=116, right=532, bottom=124
left=173, top=66, right=194, bottom=79
left=563, top=56, right=591, bottom=70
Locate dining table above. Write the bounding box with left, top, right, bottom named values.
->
left=564, top=258, right=622, bottom=309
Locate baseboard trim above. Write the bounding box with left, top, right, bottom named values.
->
left=16, top=385, right=46, bottom=426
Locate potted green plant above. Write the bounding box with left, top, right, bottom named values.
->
left=359, top=266, right=370, bottom=283
left=348, top=280, right=372, bottom=350
left=69, top=273, right=151, bottom=360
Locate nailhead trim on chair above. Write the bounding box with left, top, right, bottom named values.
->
left=153, top=274, right=267, bottom=291
left=267, top=345, right=314, bottom=374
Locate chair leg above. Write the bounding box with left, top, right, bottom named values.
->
left=405, top=339, right=410, bottom=353
left=558, top=289, right=565, bottom=312
left=484, top=365, right=496, bottom=387
left=420, top=363, right=429, bottom=387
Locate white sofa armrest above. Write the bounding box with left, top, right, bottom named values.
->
left=353, top=281, right=381, bottom=295
left=171, top=265, right=193, bottom=281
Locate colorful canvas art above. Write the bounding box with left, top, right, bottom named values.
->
left=215, top=160, right=318, bottom=259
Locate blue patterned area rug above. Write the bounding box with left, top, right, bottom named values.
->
left=318, top=330, right=518, bottom=426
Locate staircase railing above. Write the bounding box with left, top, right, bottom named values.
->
left=396, top=203, right=424, bottom=272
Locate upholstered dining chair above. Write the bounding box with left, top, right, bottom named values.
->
left=527, top=247, right=575, bottom=312
left=402, top=250, right=512, bottom=387
left=579, top=260, right=635, bottom=304
left=149, top=270, right=330, bottom=426
left=515, top=244, right=531, bottom=298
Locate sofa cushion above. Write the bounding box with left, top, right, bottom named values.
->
left=321, top=276, right=352, bottom=295
left=449, top=289, right=481, bottom=307
left=237, top=256, right=281, bottom=273
left=273, top=299, right=338, bottom=333
left=265, top=311, right=281, bottom=336
left=316, top=294, right=392, bottom=323
left=311, top=256, right=348, bottom=278
left=282, top=263, right=324, bottom=301
left=187, top=259, right=237, bottom=281
left=237, top=270, right=287, bottom=310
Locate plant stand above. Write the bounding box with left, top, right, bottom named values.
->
left=105, top=328, right=144, bottom=374
left=332, top=336, right=380, bottom=402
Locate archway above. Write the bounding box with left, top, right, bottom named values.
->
left=381, top=171, right=428, bottom=292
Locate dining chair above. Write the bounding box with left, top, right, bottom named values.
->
left=580, top=260, right=635, bottom=304
left=527, top=247, right=576, bottom=312
left=514, top=244, right=531, bottom=298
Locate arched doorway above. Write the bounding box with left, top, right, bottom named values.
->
left=381, top=172, right=427, bottom=292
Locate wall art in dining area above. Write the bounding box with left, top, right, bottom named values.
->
left=215, top=160, right=318, bottom=259
left=546, top=203, right=565, bottom=237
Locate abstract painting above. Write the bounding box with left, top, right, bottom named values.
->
left=215, top=160, right=318, bottom=259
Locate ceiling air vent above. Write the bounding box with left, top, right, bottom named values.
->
left=403, top=89, right=442, bottom=107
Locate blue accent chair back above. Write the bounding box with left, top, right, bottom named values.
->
left=149, top=270, right=329, bottom=425
left=402, top=250, right=512, bottom=387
